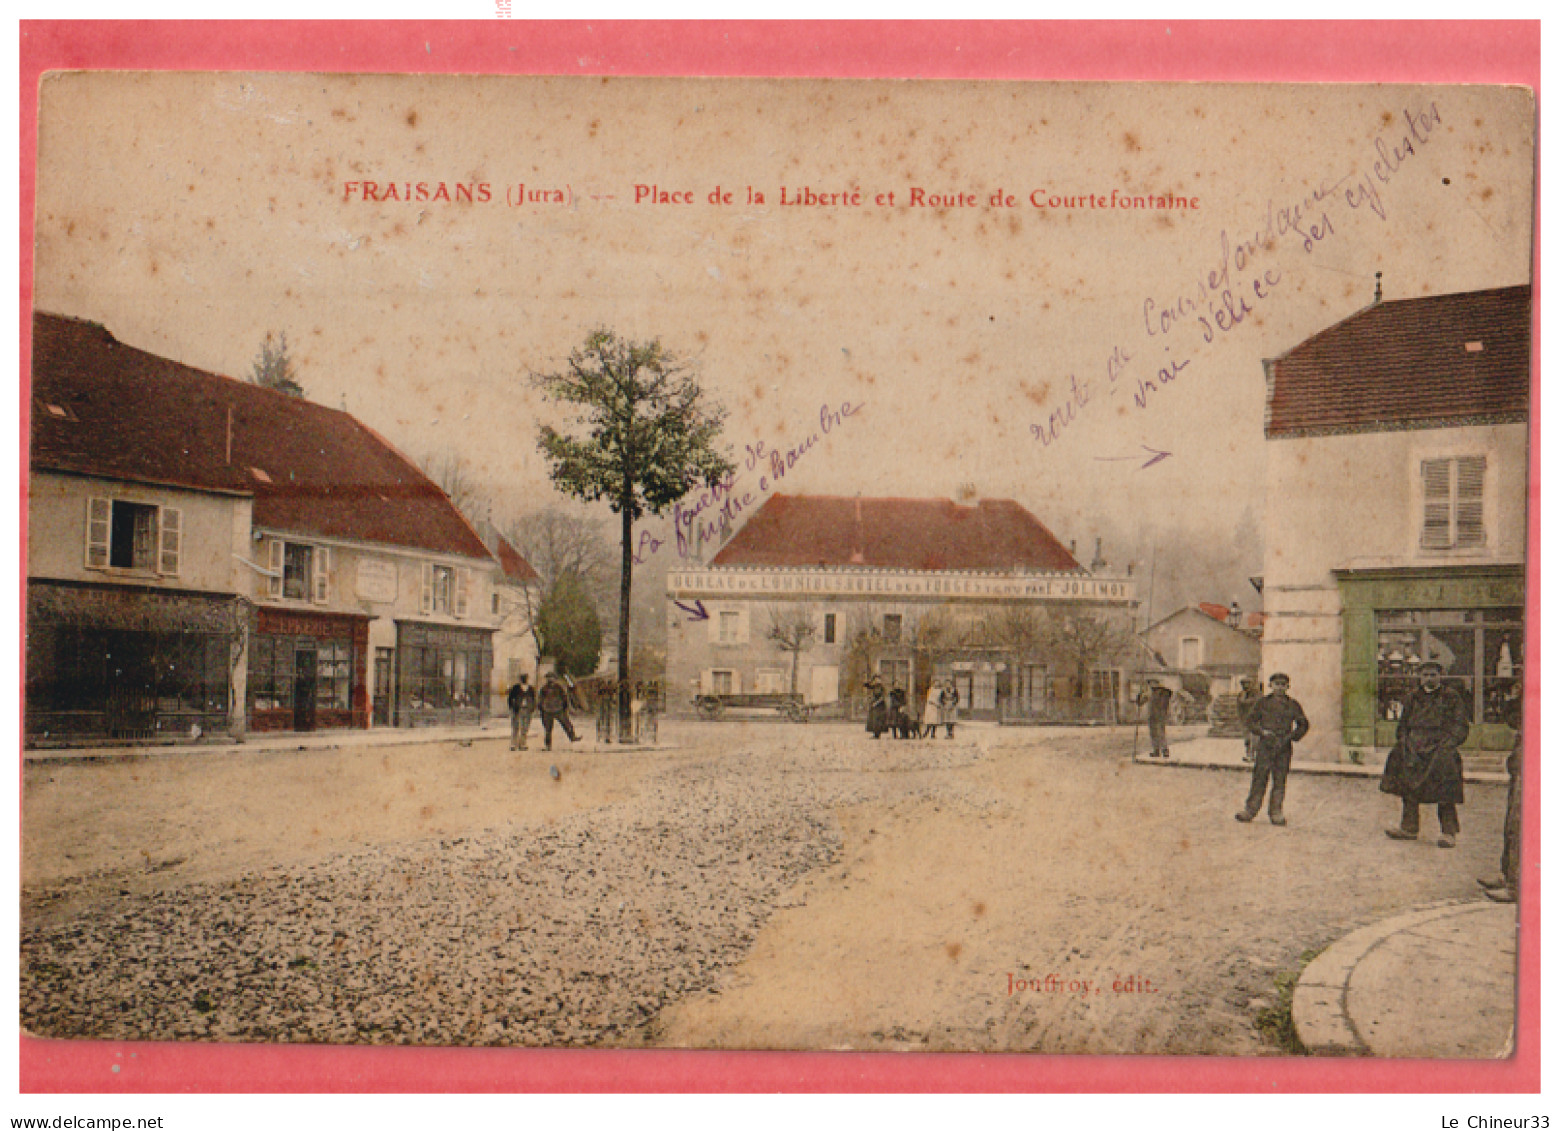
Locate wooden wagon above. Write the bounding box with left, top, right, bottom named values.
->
left=693, top=692, right=812, bottom=722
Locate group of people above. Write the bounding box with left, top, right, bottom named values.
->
left=504, top=671, right=583, bottom=752
left=863, top=675, right=959, bottom=740
left=1225, top=661, right=1523, bottom=905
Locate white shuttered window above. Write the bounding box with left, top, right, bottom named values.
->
left=85, top=497, right=111, bottom=568
left=1422, top=456, right=1487, bottom=549
left=157, top=508, right=182, bottom=576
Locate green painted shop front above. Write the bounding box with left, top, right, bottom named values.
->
left=1337, top=565, right=1525, bottom=754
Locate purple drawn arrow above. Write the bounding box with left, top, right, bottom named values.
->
left=1094, top=445, right=1172, bottom=470
left=674, top=599, right=710, bottom=621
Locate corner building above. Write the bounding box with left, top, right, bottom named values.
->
left=1260, top=284, right=1530, bottom=764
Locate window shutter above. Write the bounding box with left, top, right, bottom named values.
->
left=1456, top=456, right=1486, bottom=546
left=1421, top=458, right=1452, bottom=549
left=420, top=562, right=434, bottom=615
left=157, top=507, right=182, bottom=576
left=313, top=546, right=331, bottom=603
left=455, top=568, right=470, bottom=618
left=85, top=497, right=111, bottom=568
left=700, top=669, right=713, bottom=694
left=267, top=538, right=284, bottom=598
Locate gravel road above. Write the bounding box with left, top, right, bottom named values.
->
left=22, top=727, right=997, bottom=1046
left=21, top=722, right=1503, bottom=1053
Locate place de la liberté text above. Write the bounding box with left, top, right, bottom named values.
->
left=339, top=180, right=1201, bottom=213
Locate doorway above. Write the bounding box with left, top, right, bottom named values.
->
left=372, top=647, right=395, bottom=726
left=293, top=647, right=317, bottom=731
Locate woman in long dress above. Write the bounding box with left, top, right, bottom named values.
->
left=922, top=680, right=943, bottom=739
left=865, top=676, right=888, bottom=738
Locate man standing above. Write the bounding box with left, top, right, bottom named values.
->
left=507, top=673, right=536, bottom=751
left=537, top=671, right=582, bottom=752
left=1236, top=678, right=1260, bottom=763
left=1480, top=681, right=1523, bottom=902
left=1138, top=680, right=1174, bottom=759
left=1235, top=673, right=1309, bottom=826
left=1381, top=661, right=1469, bottom=848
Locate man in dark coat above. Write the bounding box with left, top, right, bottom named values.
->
left=1480, top=681, right=1524, bottom=902
left=507, top=673, right=536, bottom=751
left=537, top=671, right=581, bottom=751
left=1138, top=680, right=1174, bottom=759
left=889, top=686, right=913, bottom=739
left=1235, top=673, right=1309, bottom=826
left=1381, top=661, right=1469, bottom=848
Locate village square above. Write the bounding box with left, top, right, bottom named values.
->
left=20, top=74, right=1531, bottom=1062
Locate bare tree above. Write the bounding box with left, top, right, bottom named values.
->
left=841, top=606, right=889, bottom=698
left=985, top=605, right=1048, bottom=712
left=419, top=447, right=485, bottom=518
left=911, top=604, right=966, bottom=689
left=766, top=604, right=818, bottom=696
left=249, top=330, right=305, bottom=399
left=506, top=504, right=617, bottom=618
left=1043, top=608, right=1133, bottom=715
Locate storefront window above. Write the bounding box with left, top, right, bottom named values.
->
left=316, top=640, right=352, bottom=711
left=404, top=644, right=485, bottom=711
left=252, top=634, right=355, bottom=713
left=1376, top=608, right=1521, bottom=725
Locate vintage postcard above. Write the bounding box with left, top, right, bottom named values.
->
left=21, top=70, right=1534, bottom=1066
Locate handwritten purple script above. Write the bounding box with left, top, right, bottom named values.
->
left=634, top=400, right=864, bottom=564
left=1029, top=103, right=1443, bottom=456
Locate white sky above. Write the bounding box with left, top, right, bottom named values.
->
left=31, top=75, right=1534, bottom=580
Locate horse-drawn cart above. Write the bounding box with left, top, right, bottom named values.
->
left=694, top=692, right=812, bottom=722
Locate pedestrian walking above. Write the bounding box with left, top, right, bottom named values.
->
left=1235, top=673, right=1309, bottom=826
left=1480, top=680, right=1524, bottom=901
left=538, top=671, right=582, bottom=751
left=507, top=673, right=536, bottom=751
left=1137, top=680, right=1174, bottom=759
left=1381, top=661, right=1469, bottom=848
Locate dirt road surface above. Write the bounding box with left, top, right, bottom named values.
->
left=22, top=722, right=1503, bottom=1054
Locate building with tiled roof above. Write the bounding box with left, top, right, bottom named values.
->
left=667, top=494, right=1137, bottom=721
left=26, top=311, right=531, bottom=744
left=1265, top=284, right=1530, bottom=438
left=1260, top=284, right=1530, bottom=763
left=711, top=495, right=1079, bottom=572
left=1140, top=606, right=1262, bottom=691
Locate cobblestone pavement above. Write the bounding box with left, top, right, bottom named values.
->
left=21, top=723, right=1506, bottom=1053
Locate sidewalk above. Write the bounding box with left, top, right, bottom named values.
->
left=23, top=721, right=674, bottom=764
left=1135, top=735, right=1509, bottom=784
left=1291, top=899, right=1518, bottom=1057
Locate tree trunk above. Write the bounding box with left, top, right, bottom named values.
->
left=790, top=647, right=800, bottom=697
left=619, top=501, right=633, bottom=742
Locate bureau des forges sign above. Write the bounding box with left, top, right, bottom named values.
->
left=667, top=569, right=1137, bottom=604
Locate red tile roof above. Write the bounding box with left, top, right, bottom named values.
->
left=491, top=531, right=541, bottom=583
left=29, top=311, right=493, bottom=561
left=710, top=494, right=1082, bottom=572
left=1266, top=284, right=1531, bottom=438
